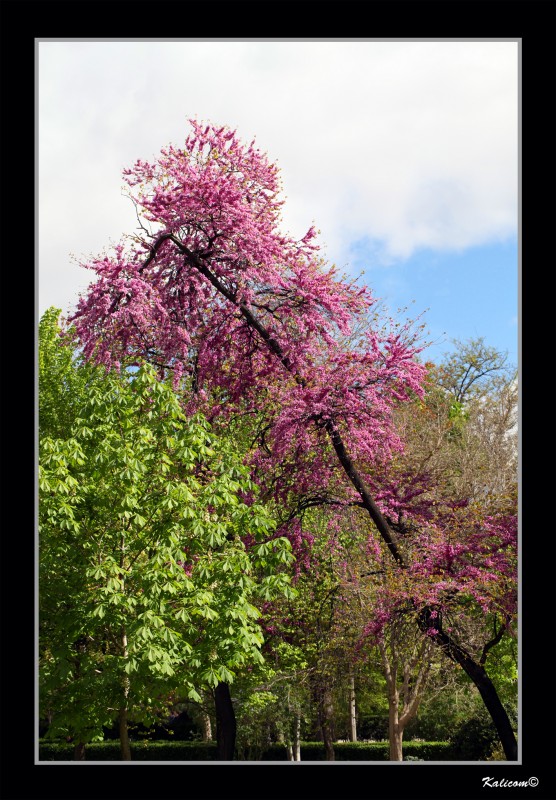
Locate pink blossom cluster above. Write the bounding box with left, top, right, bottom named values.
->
left=409, top=511, right=517, bottom=614
left=355, top=505, right=517, bottom=646
left=70, top=121, right=426, bottom=501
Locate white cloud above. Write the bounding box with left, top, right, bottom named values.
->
left=38, top=39, right=518, bottom=316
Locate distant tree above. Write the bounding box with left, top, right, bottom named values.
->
left=376, top=612, right=435, bottom=761
left=436, top=337, right=513, bottom=403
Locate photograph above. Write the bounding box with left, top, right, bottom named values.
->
left=4, top=4, right=554, bottom=799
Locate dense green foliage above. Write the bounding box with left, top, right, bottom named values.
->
left=39, top=310, right=293, bottom=745
left=447, top=709, right=507, bottom=761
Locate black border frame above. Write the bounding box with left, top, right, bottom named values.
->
left=2, top=2, right=555, bottom=798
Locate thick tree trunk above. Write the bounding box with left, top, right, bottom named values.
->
left=119, top=707, right=131, bottom=761
left=473, top=670, right=517, bottom=761
left=386, top=690, right=410, bottom=761
left=321, top=730, right=335, bottom=761
left=349, top=672, right=357, bottom=742
left=73, top=742, right=86, bottom=760
left=388, top=713, right=403, bottom=762
left=418, top=609, right=517, bottom=761
left=214, top=682, right=236, bottom=760
left=457, top=657, right=517, bottom=760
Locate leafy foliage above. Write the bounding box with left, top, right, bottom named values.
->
left=448, top=710, right=500, bottom=761
left=39, top=310, right=293, bottom=743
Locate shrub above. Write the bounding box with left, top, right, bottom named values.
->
left=38, top=741, right=218, bottom=761
left=448, top=714, right=499, bottom=760
left=39, top=739, right=453, bottom=762
left=257, top=740, right=454, bottom=761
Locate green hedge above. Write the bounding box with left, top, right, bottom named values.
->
left=38, top=740, right=454, bottom=762
left=39, top=740, right=217, bottom=761
left=279, top=742, right=454, bottom=761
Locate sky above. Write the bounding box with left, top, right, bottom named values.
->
left=37, top=39, right=519, bottom=368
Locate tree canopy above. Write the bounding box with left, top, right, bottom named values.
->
left=39, top=309, right=294, bottom=754
left=40, top=120, right=518, bottom=761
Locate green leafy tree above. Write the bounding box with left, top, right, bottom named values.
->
left=39, top=310, right=294, bottom=760
left=231, top=642, right=310, bottom=761
left=39, top=307, right=97, bottom=439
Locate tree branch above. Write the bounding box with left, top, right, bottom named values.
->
left=479, top=622, right=506, bottom=667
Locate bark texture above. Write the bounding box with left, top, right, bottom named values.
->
left=349, top=672, right=357, bottom=743
left=119, top=707, right=131, bottom=761
left=73, top=742, right=86, bottom=761
left=316, top=683, right=335, bottom=761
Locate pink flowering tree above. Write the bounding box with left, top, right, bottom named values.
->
left=70, top=120, right=517, bottom=759
left=354, top=494, right=517, bottom=759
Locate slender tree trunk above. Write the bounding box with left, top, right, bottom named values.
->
left=201, top=707, right=212, bottom=742
left=386, top=681, right=405, bottom=762
left=277, top=729, right=293, bottom=761
left=71, top=656, right=86, bottom=761
left=349, top=672, right=357, bottom=742
left=294, top=715, right=301, bottom=761
left=164, top=239, right=517, bottom=760
left=381, top=628, right=433, bottom=761
left=73, top=742, right=86, bottom=761
left=119, top=706, right=131, bottom=761
left=382, top=649, right=403, bottom=762
left=119, top=624, right=131, bottom=761
left=316, top=683, right=335, bottom=761
left=277, top=728, right=286, bottom=760
left=388, top=705, right=403, bottom=762
left=214, top=682, right=236, bottom=760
